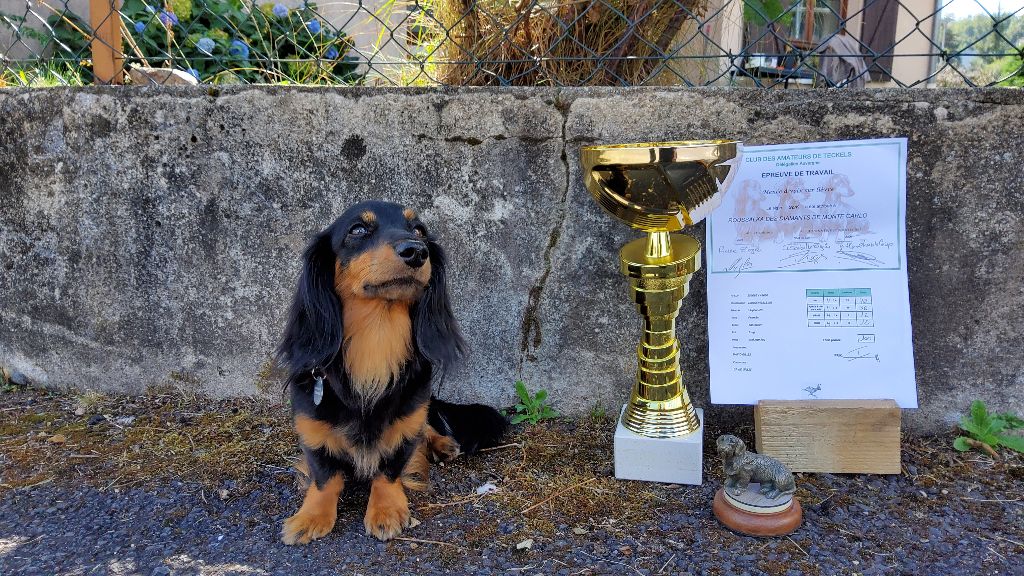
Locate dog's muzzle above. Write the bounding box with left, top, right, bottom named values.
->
left=395, top=240, right=428, bottom=268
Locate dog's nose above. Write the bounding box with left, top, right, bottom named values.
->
left=396, top=240, right=428, bottom=268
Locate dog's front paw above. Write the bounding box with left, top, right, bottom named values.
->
left=281, top=509, right=337, bottom=545
left=427, top=434, right=461, bottom=463
left=364, top=477, right=411, bottom=541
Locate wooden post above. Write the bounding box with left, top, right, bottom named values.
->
left=754, top=399, right=902, bottom=474
left=89, top=0, right=123, bottom=84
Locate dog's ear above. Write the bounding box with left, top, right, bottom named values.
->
left=414, top=241, right=466, bottom=375
left=276, top=232, right=343, bottom=383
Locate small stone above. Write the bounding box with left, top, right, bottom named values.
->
left=516, top=538, right=533, bottom=550
left=151, top=567, right=171, bottom=576
left=115, top=416, right=136, bottom=426
left=475, top=482, right=498, bottom=495
left=409, top=542, right=419, bottom=549
left=74, top=406, right=86, bottom=416
left=47, top=434, right=67, bottom=444
left=619, top=545, right=633, bottom=556
left=9, top=370, right=28, bottom=386
left=217, top=489, right=229, bottom=500
left=87, top=415, right=106, bottom=426
left=572, top=527, right=588, bottom=535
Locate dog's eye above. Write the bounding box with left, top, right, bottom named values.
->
left=413, top=225, right=427, bottom=237
left=349, top=223, right=369, bottom=237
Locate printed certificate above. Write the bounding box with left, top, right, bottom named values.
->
left=707, top=138, right=918, bottom=407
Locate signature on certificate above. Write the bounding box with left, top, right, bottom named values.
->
left=835, top=346, right=880, bottom=362
left=780, top=249, right=828, bottom=268
left=725, top=257, right=753, bottom=276
left=835, top=250, right=887, bottom=267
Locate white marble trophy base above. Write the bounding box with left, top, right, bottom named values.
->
left=613, top=405, right=703, bottom=485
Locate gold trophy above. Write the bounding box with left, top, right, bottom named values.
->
left=581, top=140, right=742, bottom=484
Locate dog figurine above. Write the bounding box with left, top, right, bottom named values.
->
left=716, top=434, right=796, bottom=500
left=276, top=201, right=507, bottom=544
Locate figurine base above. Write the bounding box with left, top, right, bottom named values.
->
left=614, top=406, right=703, bottom=485
left=713, top=486, right=802, bottom=536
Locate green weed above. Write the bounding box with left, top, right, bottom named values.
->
left=954, top=400, right=1024, bottom=457
left=509, top=380, right=558, bottom=425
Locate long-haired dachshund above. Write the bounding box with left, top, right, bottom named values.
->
left=275, top=200, right=507, bottom=544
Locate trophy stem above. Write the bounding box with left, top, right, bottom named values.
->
left=645, top=231, right=672, bottom=260
left=619, top=232, right=702, bottom=438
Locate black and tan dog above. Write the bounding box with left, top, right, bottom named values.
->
left=275, top=201, right=506, bottom=544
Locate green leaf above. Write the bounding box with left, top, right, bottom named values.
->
left=988, top=417, right=1007, bottom=435
left=535, top=390, right=547, bottom=402
left=959, top=417, right=987, bottom=438
left=976, top=433, right=1001, bottom=448
left=996, top=412, right=1024, bottom=430
left=510, top=414, right=528, bottom=424
left=996, top=433, right=1024, bottom=454
left=515, top=380, right=529, bottom=403
left=970, top=400, right=990, bottom=427
left=953, top=436, right=972, bottom=452
left=514, top=403, right=528, bottom=411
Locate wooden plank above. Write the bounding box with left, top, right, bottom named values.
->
left=89, top=0, right=123, bottom=85
left=754, top=399, right=901, bottom=474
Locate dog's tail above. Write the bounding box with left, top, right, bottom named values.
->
left=427, top=397, right=508, bottom=455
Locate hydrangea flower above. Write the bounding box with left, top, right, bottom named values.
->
left=158, top=10, right=178, bottom=27
left=272, top=3, right=288, bottom=18
left=187, top=68, right=200, bottom=81
left=229, top=39, right=250, bottom=60
left=168, top=0, right=192, bottom=20
left=306, top=19, right=321, bottom=34
left=134, top=21, right=146, bottom=33
left=144, top=4, right=156, bottom=13
left=196, top=37, right=215, bottom=55
left=324, top=46, right=338, bottom=59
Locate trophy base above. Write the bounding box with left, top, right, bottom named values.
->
left=613, top=405, right=703, bottom=485
left=712, top=486, right=803, bottom=537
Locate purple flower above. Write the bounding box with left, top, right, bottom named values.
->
left=306, top=19, right=321, bottom=34
left=229, top=39, right=250, bottom=60
left=134, top=21, right=146, bottom=33
left=324, top=46, right=338, bottom=59
left=196, top=37, right=215, bottom=54
left=272, top=3, right=288, bottom=18
left=158, top=10, right=178, bottom=27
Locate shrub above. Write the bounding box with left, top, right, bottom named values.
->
left=1, top=0, right=361, bottom=85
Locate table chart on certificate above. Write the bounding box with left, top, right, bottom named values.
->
left=806, top=288, right=874, bottom=328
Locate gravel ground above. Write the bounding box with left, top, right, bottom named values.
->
left=1, top=388, right=1022, bottom=576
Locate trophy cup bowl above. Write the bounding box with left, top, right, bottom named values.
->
left=581, top=141, right=741, bottom=463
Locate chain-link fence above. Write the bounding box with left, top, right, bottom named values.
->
left=1, top=0, right=1021, bottom=87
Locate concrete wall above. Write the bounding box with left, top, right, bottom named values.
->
left=1, top=87, right=1022, bottom=435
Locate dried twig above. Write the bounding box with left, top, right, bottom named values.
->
left=658, top=553, right=676, bottom=574
left=521, top=477, right=597, bottom=514
left=476, top=443, right=521, bottom=453
left=394, top=536, right=466, bottom=551
left=787, top=536, right=809, bottom=557
left=960, top=438, right=1001, bottom=460
left=993, top=534, right=1024, bottom=547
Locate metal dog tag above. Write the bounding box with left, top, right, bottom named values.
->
left=313, top=376, right=324, bottom=406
